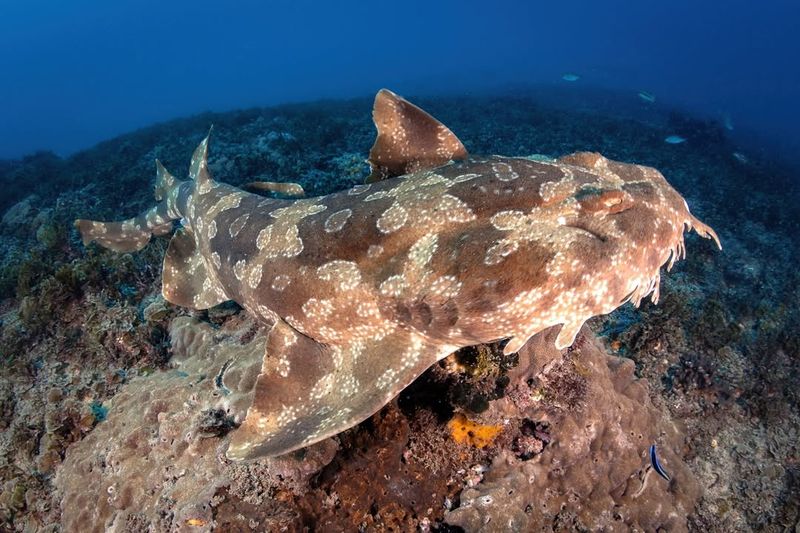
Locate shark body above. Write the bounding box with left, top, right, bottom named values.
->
left=76, top=90, right=719, bottom=460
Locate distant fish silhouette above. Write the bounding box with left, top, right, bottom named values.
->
left=732, top=152, right=748, bottom=164
left=637, top=91, right=656, bottom=103
left=664, top=135, right=687, bottom=144
left=561, top=73, right=580, bottom=82
left=722, top=113, right=734, bottom=131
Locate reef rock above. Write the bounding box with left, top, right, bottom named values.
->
left=445, top=327, right=700, bottom=532
left=55, top=316, right=338, bottom=532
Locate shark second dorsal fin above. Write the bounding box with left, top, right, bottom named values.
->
left=162, top=227, right=229, bottom=309
left=367, top=89, right=468, bottom=183
left=189, top=129, right=214, bottom=188
left=153, top=160, right=178, bottom=201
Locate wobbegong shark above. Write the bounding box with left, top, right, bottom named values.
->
left=76, top=89, right=720, bottom=460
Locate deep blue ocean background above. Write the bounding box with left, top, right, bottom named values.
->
left=1, top=0, right=798, bottom=168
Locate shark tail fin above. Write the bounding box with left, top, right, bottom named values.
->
left=75, top=161, right=184, bottom=252
left=74, top=201, right=176, bottom=253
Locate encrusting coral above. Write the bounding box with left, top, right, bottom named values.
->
left=56, top=316, right=338, bottom=531
left=445, top=327, right=700, bottom=531
left=55, top=317, right=702, bottom=530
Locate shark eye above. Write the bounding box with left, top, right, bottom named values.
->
left=576, top=188, right=629, bottom=214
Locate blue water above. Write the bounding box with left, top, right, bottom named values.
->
left=1, top=0, right=798, bottom=166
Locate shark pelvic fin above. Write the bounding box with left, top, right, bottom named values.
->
left=162, top=226, right=229, bottom=309
left=367, top=89, right=467, bottom=183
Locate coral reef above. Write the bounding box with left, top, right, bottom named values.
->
left=445, top=328, right=699, bottom=531
left=53, top=317, right=703, bottom=531
left=55, top=316, right=267, bottom=531
left=54, top=316, right=480, bottom=531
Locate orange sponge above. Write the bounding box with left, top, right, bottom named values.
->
left=448, top=413, right=503, bottom=449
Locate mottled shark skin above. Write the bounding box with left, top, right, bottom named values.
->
left=75, top=89, right=720, bottom=460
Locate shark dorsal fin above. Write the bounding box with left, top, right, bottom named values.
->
left=367, top=89, right=467, bottom=183
left=154, top=160, right=177, bottom=201
left=189, top=128, right=214, bottom=187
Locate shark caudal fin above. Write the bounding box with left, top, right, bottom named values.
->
left=367, top=89, right=468, bottom=182
left=75, top=159, right=185, bottom=252
left=74, top=129, right=221, bottom=253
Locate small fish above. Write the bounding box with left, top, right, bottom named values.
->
left=664, top=135, right=686, bottom=144
left=722, top=113, right=734, bottom=131
left=561, top=73, right=580, bottom=82
left=637, top=91, right=656, bottom=103
left=732, top=151, right=748, bottom=164
left=649, top=444, right=671, bottom=482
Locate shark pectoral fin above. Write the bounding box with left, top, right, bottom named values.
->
left=242, top=180, right=305, bottom=198
left=367, top=89, right=468, bottom=182
left=227, top=323, right=452, bottom=460
left=161, top=227, right=228, bottom=309
left=227, top=319, right=336, bottom=460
